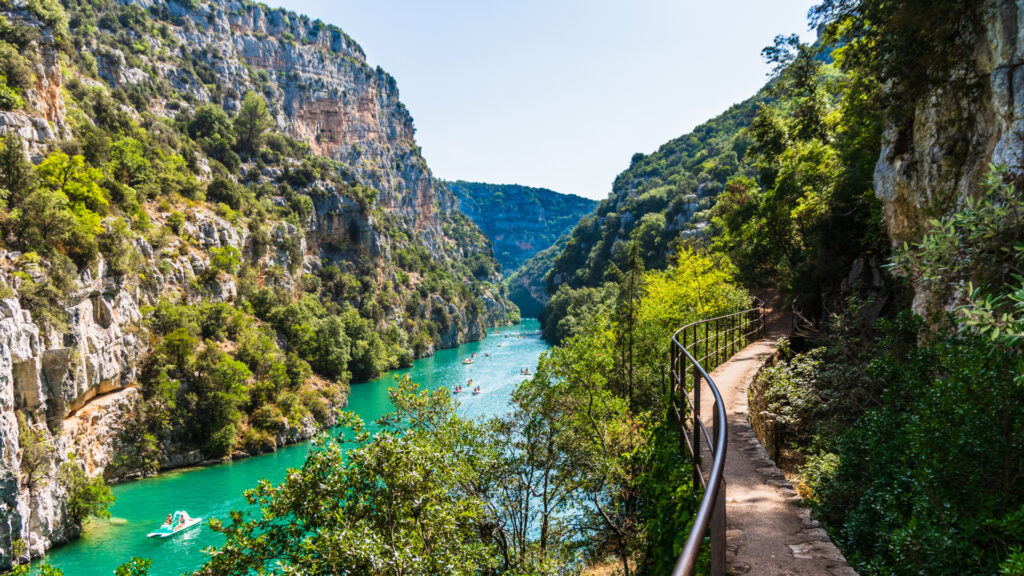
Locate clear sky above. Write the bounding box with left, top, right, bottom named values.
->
left=270, top=1, right=818, bottom=200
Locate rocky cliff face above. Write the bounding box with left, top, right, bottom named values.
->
left=873, top=0, right=1023, bottom=312
left=0, top=0, right=512, bottom=566
left=0, top=204, right=293, bottom=563
left=0, top=3, right=68, bottom=156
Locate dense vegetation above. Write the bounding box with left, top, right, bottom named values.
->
left=182, top=248, right=748, bottom=576
left=539, top=93, right=764, bottom=340
left=755, top=163, right=1024, bottom=575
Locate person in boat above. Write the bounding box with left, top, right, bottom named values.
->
left=164, top=513, right=173, bottom=526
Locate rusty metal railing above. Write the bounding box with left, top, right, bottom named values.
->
left=668, top=298, right=766, bottom=576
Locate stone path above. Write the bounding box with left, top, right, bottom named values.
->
left=696, top=300, right=857, bottom=576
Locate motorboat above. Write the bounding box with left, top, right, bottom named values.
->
left=147, top=511, right=201, bottom=538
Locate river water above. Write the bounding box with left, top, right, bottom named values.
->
left=39, top=319, right=548, bottom=576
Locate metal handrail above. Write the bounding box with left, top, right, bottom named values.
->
left=669, top=297, right=766, bottom=576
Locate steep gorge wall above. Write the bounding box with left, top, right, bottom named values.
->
left=0, top=0, right=512, bottom=566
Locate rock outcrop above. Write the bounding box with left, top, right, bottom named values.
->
left=873, top=0, right=1024, bottom=311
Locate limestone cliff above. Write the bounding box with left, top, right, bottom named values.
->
left=873, top=0, right=1023, bottom=312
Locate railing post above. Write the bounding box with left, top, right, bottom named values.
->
left=729, top=314, right=735, bottom=358
left=663, top=349, right=668, bottom=398
left=692, top=357, right=701, bottom=488
left=712, top=318, right=719, bottom=367
left=710, top=477, right=727, bottom=576
left=709, top=387, right=727, bottom=576
left=700, top=317, right=708, bottom=362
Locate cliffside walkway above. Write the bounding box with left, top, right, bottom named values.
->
left=696, top=299, right=856, bottom=576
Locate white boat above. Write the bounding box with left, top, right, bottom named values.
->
left=147, top=511, right=201, bottom=538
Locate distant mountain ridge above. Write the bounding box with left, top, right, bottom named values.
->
left=446, top=181, right=597, bottom=277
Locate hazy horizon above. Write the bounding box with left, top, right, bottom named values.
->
left=270, top=1, right=818, bottom=200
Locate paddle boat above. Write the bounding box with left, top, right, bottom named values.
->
left=472, top=386, right=481, bottom=395
left=453, top=385, right=463, bottom=394
left=520, top=367, right=532, bottom=376
left=147, top=511, right=201, bottom=538
left=462, top=358, right=474, bottom=365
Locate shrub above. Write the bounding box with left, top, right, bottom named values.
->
left=205, top=177, right=247, bottom=210
left=208, top=246, right=241, bottom=275
left=763, top=313, right=1024, bottom=576
left=166, top=211, right=185, bottom=235
left=250, top=404, right=286, bottom=433
left=0, top=77, right=23, bottom=110
left=300, top=390, right=332, bottom=425
left=205, top=423, right=238, bottom=458
left=239, top=427, right=276, bottom=454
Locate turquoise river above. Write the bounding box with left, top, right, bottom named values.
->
left=38, top=319, right=549, bottom=576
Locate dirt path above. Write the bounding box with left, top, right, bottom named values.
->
left=697, top=295, right=857, bottom=576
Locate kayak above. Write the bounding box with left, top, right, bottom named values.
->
left=147, top=511, right=202, bottom=538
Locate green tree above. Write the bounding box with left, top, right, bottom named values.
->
left=58, top=456, right=114, bottom=526
left=194, top=348, right=252, bottom=449
left=17, top=414, right=52, bottom=558
left=196, top=378, right=497, bottom=576
left=188, top=104, right=233, bottom=141
left=36, top=151, right=108, bottom=214
left=108, top=137, right=151, bottom=187
left=0, top=135, right=34, bottom=208
left=528, top=325, right=648, bottom=576
left=233, top=92, right=273, bottom=155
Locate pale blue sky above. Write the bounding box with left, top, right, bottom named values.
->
left=271, top=1, right=818, bottom=200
